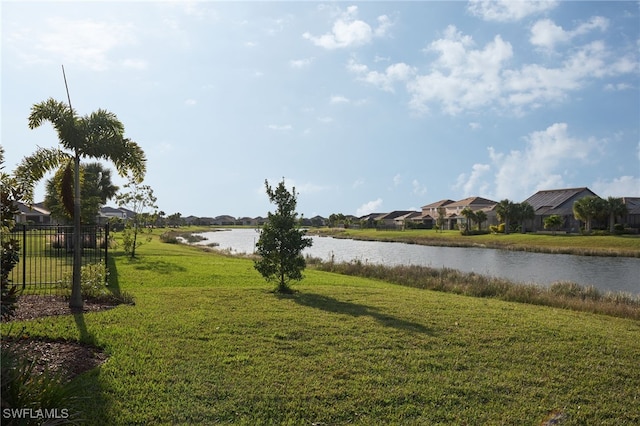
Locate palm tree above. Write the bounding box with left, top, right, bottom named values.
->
left=604, top=197, right=627, bottom=233
left=516, top=202, right=535, bottom=233
left=543, top=214, right=563, bottom=235
left=460, top=207, right=476, bottom=233
left=475, top=210, right=487, bottom=231
left=572, top=196, right=606, bottom=233
left=496, top=199, right=515, bottom=234
left=15, top=98, right=146, bottom=308
left=45, top=162, right=119, bottom=225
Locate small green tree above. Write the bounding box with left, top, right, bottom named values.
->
left=459, top=207, right=476, bottom=234
left=115, top=178, right=158, bottom=258
left=543, top=214, right=563, bottom=235
left=573, top=196, right=606, bottom=233
left=496, top=199, right=516, bottom=234
left=475, top=210, right=487, bottom=231
left=254, top=179, right=313, bottom=293
left=436, top=207, right=446, bottom=232
left=45, top=162, right=118, bottom=225
left=604, top=196, right=627, bottom=233
left=0, top=147, right=22, bottom=319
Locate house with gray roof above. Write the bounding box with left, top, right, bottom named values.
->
left=522, top=187, right=599, bottom=232
left=620, top=197, right=640, bottom=231
left=15, top=202, right=51, bottom=225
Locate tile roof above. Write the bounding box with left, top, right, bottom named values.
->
left=421, top=199, right=454, bottom=209
left=523, top=187, right=598, bottom=211
left=446, top=196, right=497, bottom=208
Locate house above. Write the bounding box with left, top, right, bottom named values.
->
left=99, top=206, right=130, bottom=220
left=621, top=197, right=640, bottom=230
left=522, top=187, right=599, bottom=232
left=358, top=213, right=386, bottom=228
left=421, top=197, right=497, bottom=230
left=421, top=199, right=454, bottom=220
left=377, top=211, right=421, bottom=229
left=14, top=202, right=51, bottom=225
left=308, top=215, right=326, bottom=227
left=213, top=215, right=236, bottom=226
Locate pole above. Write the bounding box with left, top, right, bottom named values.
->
left=62, top=65, right=84, bottom=309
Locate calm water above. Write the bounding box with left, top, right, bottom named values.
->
left=196, top=228, right=640, bottom=294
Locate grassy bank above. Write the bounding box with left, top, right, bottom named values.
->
left=2, top=235, right=639, bottom=424
left=311, top=228, right=640, bottom=257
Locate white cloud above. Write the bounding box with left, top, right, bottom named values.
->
left=393, top=174, right=402, bottom=186
left=184, top=99, right=197, bottom=106
left=290, top=57, right=314, bottom=68
left=303, top=6, right=391, bottom=49
left=317, top=116, right=333, bottom=123
left=407, top=26, right=512, bottom=114
left=330, top=95, right=350, bottom=104
left=592, top=176, right=640, bottom=197
left=348, top=59, right=416, bottom=92
left=384, top=26, right=638, bottom=115
left=356, top=198, right=383, bottom=216
left=469, top=122, right=482, bottom=130
left=604, top=83, right=634, bottom=91
left=454, top=163, right=491, bottom=197
left=10, top=17, right=139, bottom=71
left=530, top=17, right=608, bottom=51
left=267, top=124, right=292, bottom=131
left=468, top=0, right=557, bottom=22
left=455, top=123, right=602, bottom=200
left=352, top=178, right=365, bottom=189
left=503, top=41, right=636, bottom=111
left=122, top=59, right=148, bottom=70
left=412, top=179, right=428, bottom=196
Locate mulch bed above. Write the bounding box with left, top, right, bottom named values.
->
left=2, top=295, right=119, bottom=381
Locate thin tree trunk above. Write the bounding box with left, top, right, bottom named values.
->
left=70, top=153, right=83, bottom=309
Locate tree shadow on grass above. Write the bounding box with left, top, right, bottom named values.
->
left=125, top=256, right=187, bottom=274
left=286, top=292, right=434, bottom=335
left=71, top=311, right=112, bottom=422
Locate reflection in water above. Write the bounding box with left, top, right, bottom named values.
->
left=196, top=229, right=640, bottom=294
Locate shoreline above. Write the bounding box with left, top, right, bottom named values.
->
left=308, top=228, right=640, bottom=258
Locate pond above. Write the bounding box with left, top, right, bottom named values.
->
left=195, top=228, right=640, bottom=295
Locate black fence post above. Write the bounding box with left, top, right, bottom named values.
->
left=22, top=224, right=26, bottom=290
left=104, top=223, right=109, bottom=284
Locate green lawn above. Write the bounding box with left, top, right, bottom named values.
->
left=312, top=228, right=640, bottom=257
left=3, top=235, right=639, bottom=424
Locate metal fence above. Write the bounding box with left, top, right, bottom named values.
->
left=7, top=224, right=109, bottom=294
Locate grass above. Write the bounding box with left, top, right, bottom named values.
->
left=311, top=228, right=640, bottom=257
left=2, top=232, right=639, bottom=424
left=310, top=260, right=640, bottom=320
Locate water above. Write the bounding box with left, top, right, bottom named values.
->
left=196, top=228, right=640, bottom=294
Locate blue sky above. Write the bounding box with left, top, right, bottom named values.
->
left=2, top=1, right=639, bottom=218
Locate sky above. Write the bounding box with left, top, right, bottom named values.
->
left=2, top=0, right=639, bottom=218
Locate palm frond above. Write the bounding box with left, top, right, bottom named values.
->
left=14, top=147, right=71, bottom=203
left=28, top=99, right=81, bottom=151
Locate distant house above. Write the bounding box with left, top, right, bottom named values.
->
left=14, top=202, right=51, bottom=225
left=308, top=215, right=326, bottom=227
left=237, top=217, right=258, bottom=226
left=213, top=215, right=236, bottom=226
left=421, top=199, right=454, bottom=219
left=621, top=197, right=640, bottom=230
left=359, top=213, right=386, bottom=228
left=377, top=211, right=422, bottom=229
left=421, top=197, right=497, bottom=230
left=522, top=187, right=599, bottom=232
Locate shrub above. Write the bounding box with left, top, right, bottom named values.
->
left=61, top=262, right=109, bottom=299
left=1, top=344, right=83, bottom=424
left=490, top=224, right=506, bottom=233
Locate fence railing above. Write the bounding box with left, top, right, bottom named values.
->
left=7, top=224, right=109, bottom=294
